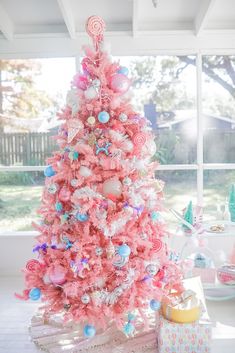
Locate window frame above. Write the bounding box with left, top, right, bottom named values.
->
left=0, top=52, right=235, bottom=234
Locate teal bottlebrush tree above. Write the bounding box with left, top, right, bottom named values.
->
left=16, top=16, right=183, bottom=338
left=229, top=184, right=235, bottom=222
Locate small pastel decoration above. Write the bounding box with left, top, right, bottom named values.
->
left=66, top=89, right=80, bottom=115
left=44, top=165, right=56, bottom=177
left=110, top=73, right=130, bottom=94
left=217, top=265, right=235, bottom=285
left=49, top=265, right=67, bottom=285
left=79, top=166, right=92, bottom=177
left=29, top=287, right=41, bottom=301
left=60, top=213, right=69, bottom=224
left=86, top=15, right=105, bottom=43
left=67, top=119, right=84, bottom=143
left=146, top=264, right=159, bottom=276
left=83, top=324, right=96, bottom=338
left=133, top=132, right=147, bottom=148
left=123, top=177, right=131, bottom=186
left=84, top=86, right=98, bottom=100
left=69, top=151, right=79, bottom=160
left=59, top=187, right=71, bottom=202
left=26, top=259, right=41, bottom=272
left=119, top=113, right=128, bottom=122
left=95, top=141, right=112, bottom=156
left=118, top=244, right=131, bottom=257
left=102, top=178, right=122, bottom=197
left=151, top=211, right=160, bottom=221
left=95, top=247, right=103, bottom=256
left=47, top=183, right=58, bottom=194
left=194, top=253, right=212, bottom=269
left=55, top=202, right=63, bottom=212
left=152, top=238, right=163, bottom=253
left=87, top=116, right=96, bottom=125
left=71, top=179, right=79, bottom=187
left=98, top=111, right=110, bottom=124
left=76, top=213, right=89, bottom=222
left=73, top=74, right=88, bottom=90
left=92, top=79, right=101, bottom=88
left=150, top=299, right=161, bottom=311
left=81, top=293, right=91, bottom=304
left=118, top=66, right=129, bottom=76
left=124, top=322, right=134, bottom=335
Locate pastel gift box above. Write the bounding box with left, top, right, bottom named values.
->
left=156, top=314, right=211, bottom=353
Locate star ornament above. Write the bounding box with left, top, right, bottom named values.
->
left=67, top=119, right=84, bottom=143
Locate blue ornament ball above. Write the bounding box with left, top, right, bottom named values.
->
left=55, top=202, right=63, bottom=212
left=151, top=211, right=160, bottom=221
left=124, top=322, right=134, bottom=335
left=83, top=324, right=96, bottom=338
left=76, top=213, right=89, bottom=222
left=29, top=287, right=41, bottom=301
left=98, top=111, right=110, bottom=124
left=150, top=299, right=161, bottom=311
left=118, top=244, right=131, bottom=257
left=44, top=165, right=56, bottom=177
left=118, top=66, right=129, bottom=76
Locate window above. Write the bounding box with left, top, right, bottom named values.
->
left=119, top=54, right=235, bottom=223
left=0, top=54, right=235, bottom=233
left=0, top=57, right=76, bottom=232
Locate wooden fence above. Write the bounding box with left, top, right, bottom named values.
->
left=0, top=132, right=57, bottom=166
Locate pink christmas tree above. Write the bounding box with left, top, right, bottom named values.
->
left=17, top=16, right=182, bottom=338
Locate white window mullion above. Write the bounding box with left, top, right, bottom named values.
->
left=196, top=52, right=204, bottom=206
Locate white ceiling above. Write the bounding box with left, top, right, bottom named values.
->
left=0, top=0, right=235, bottom=57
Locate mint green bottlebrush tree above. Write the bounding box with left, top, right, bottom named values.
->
left=229, top=184, right=235, bottom=222
left=183, top=201, right=193, bottom=233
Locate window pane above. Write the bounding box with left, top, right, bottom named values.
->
left=202, top=55, right=235, bottom=163
left=118, top=55, right=197, bottom=164
left=203, top=169, right=235, bottom=219
left=0, top=171, right=44, bottom=232
left=0, top=58, right=76, bottom=166
left=156, top=170, right=197, bottom=229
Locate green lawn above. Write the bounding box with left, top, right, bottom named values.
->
left=0, top=185, right=42, bottom=231
left=0, top=169, right=234, bottom=231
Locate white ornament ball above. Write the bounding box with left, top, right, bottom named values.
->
left=146, top=264, right=159, bottom=276
left=84, top=86, right=98, bottom=100
left=87, top=116, right=96, bottom=125
left=81, top=293, right=90, bottom=304
left=102, top=178, right=122, bottom=197
left=79, top=166, right=92, bottom=178
left=119, top=113, right=128, bottom=122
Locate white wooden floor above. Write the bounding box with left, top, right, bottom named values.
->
left=0, top=277, right=235, bottom=353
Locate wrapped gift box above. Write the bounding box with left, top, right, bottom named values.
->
left=156, top=314, right=211, bottom=353
left=156, top=277, right=212, bottom=353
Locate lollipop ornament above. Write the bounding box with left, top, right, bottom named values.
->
left=86, top=16, right=106, bottom=49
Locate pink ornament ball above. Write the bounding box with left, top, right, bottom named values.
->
left=102, top=178, right=122, bottom=197
left=49, top=265, right=67, bottom=285
left=59, top=187, right=71, bottom=202
left=73, top=74, right=88, bottom=90
left=110, top=74, right=130, bottom=94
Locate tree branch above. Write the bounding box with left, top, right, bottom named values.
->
left=178, top=55, right=235, bottom=98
